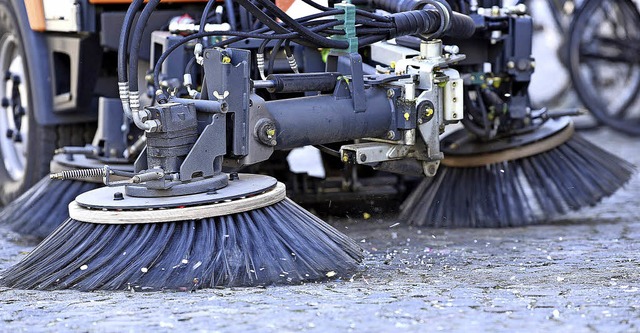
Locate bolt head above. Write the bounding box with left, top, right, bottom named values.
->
left=386, top=89, right=395, bottom=98
left=387, top=131, right=395, bottom=140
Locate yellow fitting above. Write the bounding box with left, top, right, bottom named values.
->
left=425, top=108, right=434, bottom=117
left=266, top=128, right=276, bottom=137
left=222, top=56, right=231, bottom=64
left=404, top=112, right=410, bottom=121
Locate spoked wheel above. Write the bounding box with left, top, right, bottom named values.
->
left=568, top=0, right=640, bottom=136
left=0, top=1, right=55, bottom=203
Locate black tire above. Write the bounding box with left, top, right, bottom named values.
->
left=567, top=0, right=640, bottom=136
left=0, top=1, right=57, bottom=204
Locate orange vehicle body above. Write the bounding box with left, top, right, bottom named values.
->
left=24, top=0, right=210, bottom=31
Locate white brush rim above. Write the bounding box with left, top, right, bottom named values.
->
left=68, top=182, right=287, bottom=224
left=442, top=122, right=575, bottom=168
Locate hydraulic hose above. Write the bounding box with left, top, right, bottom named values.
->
left=117, top=0, right=144, bottom=83
left=129, top=0, right=161, bottom=132
left=199, top=0, right=217, bottom=35
left=389, top=8, right=475, bottom=39
left=373, top=0, right=429, bottom=12
left=117, top=0, right=144, bottom=120
left=375, top=0, right=476, bottom=39
left=234, top=0, right=348, bottom=49
left=223, top=0, right=237, bottom=31
left=129, top=0, right=160, bottom=93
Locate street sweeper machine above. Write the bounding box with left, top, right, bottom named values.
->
left=0, top=0, right=633, bottom=290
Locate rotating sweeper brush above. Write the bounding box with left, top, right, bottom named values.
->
left=400, top=117, right=635, bottom=227
left=1, top=174, right=362, bottom=290
left=397, top=0, right=635, bottom=227
left=0, top=0, right=477, bottom=290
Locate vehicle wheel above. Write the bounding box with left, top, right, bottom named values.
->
left=568, top=0, right=640, bottom=136
left=0, top=2, right=55, bottom=204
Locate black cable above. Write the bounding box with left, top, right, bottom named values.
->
left=268, top=39, right=283, bottom=76
left=363, top=74, right=411, bottom=84
left=358, top=34, right=388, bottom=46
left=299, top=0, right=331, bottom=11
left=128, top=0, right=160, bottom=92
left=243, top=0, right=340, bottom=48
left=250, top=0, right=348, bottom=48
left=153, top=21, right=340, bottom=90
left=356, top=27, right=393, bottom=35
left=224, top=0, right=237, bottom=31
left=314, top=145, right=340, bottom=158
left=199, top=0, right=217, bottom=36
left=283, top=39, right=293, bottom=57
left=240, top=0, right=347, bottom=49
left=117, top=0, right=144, bottom=83
left=234, top=0, right=291, bottom=35
left=258, top=38, right=270, bottom=55
left=355, top=9, right=392, bottom=22
left=298, top=0, right=391, bottom=22
left=256, top=0, right=346, bottom=43
left=355, top=18, right=394, bottom=28
left=185, top=56, right=197, bottom=78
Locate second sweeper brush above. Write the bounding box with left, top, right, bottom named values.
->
left=400, top=118, right=635, bottom=227
left=0, top=154, right=133, bottom=239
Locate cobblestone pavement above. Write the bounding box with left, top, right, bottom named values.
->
left=0, top=128, right=638, bottom=332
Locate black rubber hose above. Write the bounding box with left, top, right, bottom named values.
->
left=267, top=39, right=283, bottom=76
left=199, top=0, right=216, bottom=36
left=283, top=39, right=293, bottom=57
left=373, top=0, right=427, bottom=12
left=373, top=0, right=475, bottom=38
left=117, top=0, right=144, bottom=83
left=358, top=34, right=388, bottom=46
left=233, top=0, right=300, bottom=40
left=128, top=0, right=161, bottom=92
left=389, top=9, right=475, bottom=39
left=251, top=0, right=348, bottom=49
left=153, top=21, right=341, bottom=90
left=220, top=9, right=341, bottom=55
left=446, top=11, right=476, bottom=38
left=224, top=0, right=237, bottom=31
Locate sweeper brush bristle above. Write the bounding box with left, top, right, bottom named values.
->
left=0, top=177, right=100, bottom=239
left=0, top=198, right=363, bottom=291
left=401, top=134, right=635, bottom=228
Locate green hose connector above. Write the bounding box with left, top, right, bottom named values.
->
left=333, top=2, right=358, bottom=54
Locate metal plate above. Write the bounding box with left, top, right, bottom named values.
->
left=75, top=173, right=278, bottom=210
left=441, top=117, right=571, bottom=155
left=52, top=154, right=135, bottom=172
left=69, top=182, right=286, bottom=224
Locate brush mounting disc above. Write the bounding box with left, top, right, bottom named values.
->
left=441, top=117, right=574, bottom=167
left=70, top=174, right=283, bottom=224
